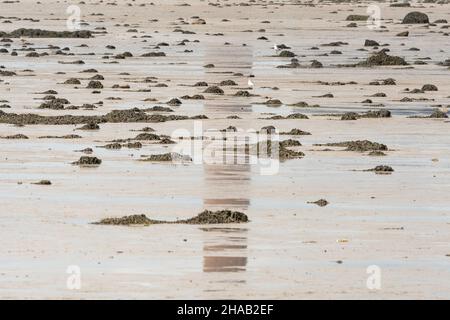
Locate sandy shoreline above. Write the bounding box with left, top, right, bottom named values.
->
left=1, top=0, right=450, bottom=299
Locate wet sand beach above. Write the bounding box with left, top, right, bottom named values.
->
left=0, top=0, right=450, bottom=299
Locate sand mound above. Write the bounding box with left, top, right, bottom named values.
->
left=402, top=12, right=429, bottom=24
left=0, top=28, right=92, bottom=38
left=346, top=15, right=368, bottom=21
left=366, top=165, right=394, bottom=174
left=358, top=51, right=408, bottom=66
left=315, top=140, right=387, bottom=152
left=203, top=86, right=224, bottom=95
left=72, top=156, right=102, bottom=166
left=94, top=210, right=249, bottom=226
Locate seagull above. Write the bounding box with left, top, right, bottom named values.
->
left=439, top=105, right=448, bottom=113
left=273, top=44, right=281, bottom=55
left=247, top=78, right=254, bottom=89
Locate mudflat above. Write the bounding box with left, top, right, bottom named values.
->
left=0, top=0, right=450, bottom=299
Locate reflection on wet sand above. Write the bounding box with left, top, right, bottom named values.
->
left=204, top=45, right=254, bottom=70
left=200, top=45, right=253, bottom=278
left=201, top=163, right=250, bottom=275
left=204, top=257, right=247, bottom=273
left=200, top=180, right=250, bottom=276
left=202, top=227, right=248, bottom=273
left=202, top=44, right=254, bottom=210
left=203, top=44, right=254, bottom=116
left=203, top=164, right=251, bottom=208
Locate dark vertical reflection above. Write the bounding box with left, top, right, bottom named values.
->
left=202, top=44, right=254, bottom=210
left=202, top=227, right=248, bottom=273
left=200, top=44, right=254, bottom=283
left=203, top=44, right=254, bottom=116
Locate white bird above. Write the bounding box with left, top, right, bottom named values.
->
left=247, top=78, right=254, bottom=89
left=439, top=105, right=448, bottom=113
left=273, top=44, right=281, bottom=55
